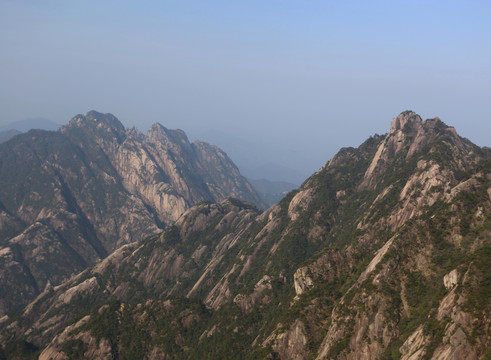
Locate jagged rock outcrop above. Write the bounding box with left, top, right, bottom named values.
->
left=0, top=111, right=263, bottom=317
left=0, top=199, right=260, bottom=346
left=360, top=111, right=478, bottom=191
left=270, top=320, right=309, bottom=360
left=293, top=267, right=314, bottom=297
left=1, top=111, right=489, bottom=360
left=234, top=275, right=273, bottom=313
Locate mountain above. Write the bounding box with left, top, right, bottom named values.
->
left=0, top=130, right=22, bottom=144
left=1, top=111, right=490, bottom=360
left=0, top=118, right=60, bottom=144
left=0, top=111, right=264, bottom=318
left=188, top=128, right=310, bottom=184
left=242, top=162, right=307, bottom=185
left=249, top=178, right=298, bottom=207
left=0, top=118, right=60, bottom=133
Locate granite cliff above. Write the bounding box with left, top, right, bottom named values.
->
left=1, top=111, right=490, bottom=359
left=0, top=111, right=263, bottom=317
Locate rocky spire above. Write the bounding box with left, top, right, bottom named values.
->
left=359, top=111, right=472, bottom=190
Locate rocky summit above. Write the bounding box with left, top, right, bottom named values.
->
left=0, top=111, right=264, bottom=318
left=1, top=111, right=490, bottom=360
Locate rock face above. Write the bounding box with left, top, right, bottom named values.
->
left=359, top=111, right=476, bottom=191
left=293, top=267, right=314, bottom=297
left=270, top=320, right=309, bottom=360
left=1, top=111, right=490, bottom=360
left=0, top=111, right=263, bottom=316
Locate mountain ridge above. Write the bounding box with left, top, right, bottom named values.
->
left=0, top=111, right=264, bottom=318
left=1, top=111, right=490, bottom=360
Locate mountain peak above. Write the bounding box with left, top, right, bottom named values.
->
left=66, top=111, right=124, bottom=130
left=62, top=111, right=123, bottom=131
left=359, top=111, right=478, bottom=190
left=2, top=110, right=489, bottom=359
left=61, top=111, right=127, bottom=146
left=126, top=126, right=145, bottom=141
left=389, top=110, right=422, bottom=134
left=146, top=123, right=189, bottom=145
left=85, top=110, right=119, bottom=124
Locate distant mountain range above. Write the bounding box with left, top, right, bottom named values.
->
left=243, top=163, right=304, bottom=187
left=0, top=118, right=303, bottom=197
left=188, top=128, right=309, bottom=184
left=1, top=111, right=489, bottom=359
left=248, top=178, right=298, bottom=207
left=0, top=118, right=61, bottom=143
left=0, top=130, right=21, bottom=144
left=0, top=111, right=264, bottom=317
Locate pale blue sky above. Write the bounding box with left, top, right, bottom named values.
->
left=1, top=1, right=490, bottom=180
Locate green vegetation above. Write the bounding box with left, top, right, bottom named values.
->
left=463, top=244, right=491, bottom=316
left=0, top=340, right=39, bottom=360
left=327, top=320, right=354, bottom=358
left=61, top=339, right=87, bottom=359
left=78, top=297, right=211, bottom=359
left=2, top=120, right=490, bottom=359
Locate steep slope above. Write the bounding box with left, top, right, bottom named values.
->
left=0, top=111, right=263, bottom=317
left=1, top=111, right=489, bottom=360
